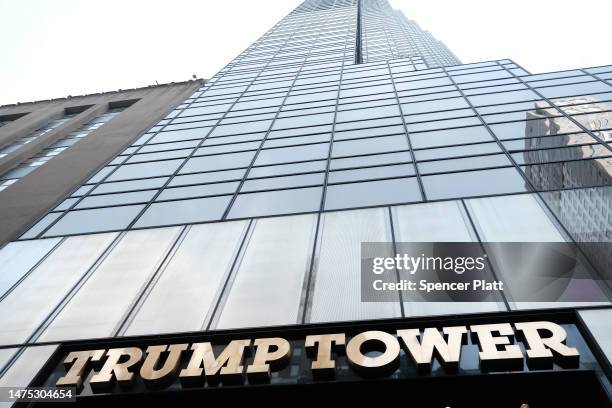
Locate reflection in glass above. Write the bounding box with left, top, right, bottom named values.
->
left=392, top=201, right=504, bottom=316
left=228, top=187, right=322, bottom=218
left=134, top=196, right=232, bottom=227
left=215, top=214, right=317, bottom=329
left=308, top=208, right=401, bottom=323
left=422, top=167, right=527, bottom=200
left=0, top=238, right=61, bottom=298
left=0, top=233, right=117, bottom=345
left=325, top=177, right=421, bottom=210
left=466, top=194, right=610, bottom=309
left=579, top=308, right=612, bottom=365
left=125, top=221, right=248, bottom=335
left=37, top=228, right=181, bottom=342
left=0, top=346, right=58, bottom=388
left=540, top=187, right=612, bottom=289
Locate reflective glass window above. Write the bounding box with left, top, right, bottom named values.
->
left=228, top=187, right=322, bottom=218
left=0, top=238, right=61, bottom=298
left=255, top=143, right=329, bottom=165
left=325, top=177, right=421, bottom=210
left=107, top=160, right=183, bottom=182
left=308, top=208, right=401, bottom=323
left=215, top=215, right=317, bottom=329
left=37, top=228, right=181, bottom=342
left=125, top=221, right=247, bottom=335
left=134, top=195, right=232, bottom=227
left=410, top=126, right=493, bottom=149
left=332, top=135, right=408, bottom=157
left=44, top=205, right=145, bottom=236
left=0, top=233, right=117, bottom=345
left=180, top=151, right=255, bottom=173
left=392, top=201, right=504, bottom=316
left=422, top=167, right=527, bottom=200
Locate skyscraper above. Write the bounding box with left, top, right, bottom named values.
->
left=0, top=1, right=610, bottom=406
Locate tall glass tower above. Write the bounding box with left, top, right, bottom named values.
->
left=0, top=0, right=611, bottom=405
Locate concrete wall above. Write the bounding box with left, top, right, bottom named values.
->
left=0, top=80, right=203, bottom=244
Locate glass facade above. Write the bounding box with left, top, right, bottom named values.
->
left=0, top=0, right=610, bottom=399
left=19, top=58, right=612, bottom=237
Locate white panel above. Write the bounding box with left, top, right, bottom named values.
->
left=215, top=214, right=317, bottom=329
left=0, top=233, right=118, bottom=346
left=0, top=238, right=61, bottom=298
left=392, top=201, right=505, bottom=316
left=308, top=208, right=402, bottom=323
left=580, top=308, right=612, bottom=366
left=0, top=348, right=18, bottom=375
left=466, top=194, right=609, bottom=310
left=0, top=345, right=58, bottom=408
left=392, top=201, right=476, bottom=242
left=125, top=221, right=247, bottom=336
left=37, top=227, right=181, bottom=342
left=465, top=193, right=566, bottom=242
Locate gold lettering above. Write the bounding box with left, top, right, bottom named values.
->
left=56, top=349, right=105, bottom=390
left=515, top=321, right=579, bottom=368
left=397, top=326, right=466, bottom=372
left=470, top=323, right=523, bottom=370
left=304, top=333, right=345, bottom=378
left=346, top=331, right=400, bottom=376
left=90, top=347, right=143, bottom=392
left=179, top=340, right=250, bottom=385
left=246, top=337, right=291, bottom=382
left=140, top=344, right=189, bottom=387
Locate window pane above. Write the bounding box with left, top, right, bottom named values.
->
left=242, top=173, right=324, bottom=192
left=422, top=167, right=527, bottom=200
left=465, top=193, right=565, bottom=242
left=125, top=221, right=248, bottom=335
left=401, top=97, right=469, bottom=115
left=325, top=178, right=421, bottom=210
left=148, top=127, right=210, bottom=144
left=392, top=201, right=476, bottom=241
left=169, top=169, right=246, bottom=186
left=92, top=177, right=168, bottom=195
left=209, top=120, right=272, bottom=137
left=414, top=142, right=502, bottom=161
left=255, top=143, right=329, bottom=165
left=0, top=233, right=117, bottom=345
left=418, top=154, right=512, bottom=174
left=0, top=238, right=61, bottom=298
left=180, top=152, right=255, bottom=173
left=392, top=201, right=504, bottom=316
left=579, top=309, right=612, bottom=366
left=157, top=182, right=239, bottom=200
left=75, top=191, right=157, bottom=209
left=331, top=135, right=408, bottom=157
left=0, top=346, right=58, bottom=388
left=328, top=163, right=415, bottom=183
left=215, top=214, right=317, bottom=329
left=44, top=205, right=145, bottom=236
left=107, top=160, right=183, bottom=181
left=330, top=151, right=412, bottom=170
left=228, top=187, right=322, bottom=218
left=465, top=194, right=609, bottom=309
left=37, top=228, right=181, bottom=342
left=134, top=195, right=232, bottom=227
left=307, top=208, right=401, bottom=323
left=336, top=105, right=400, bottom=122
left=0, top=348, right=17, bottom=374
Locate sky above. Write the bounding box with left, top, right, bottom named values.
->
left=0, top=0, right=611, bottom=106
